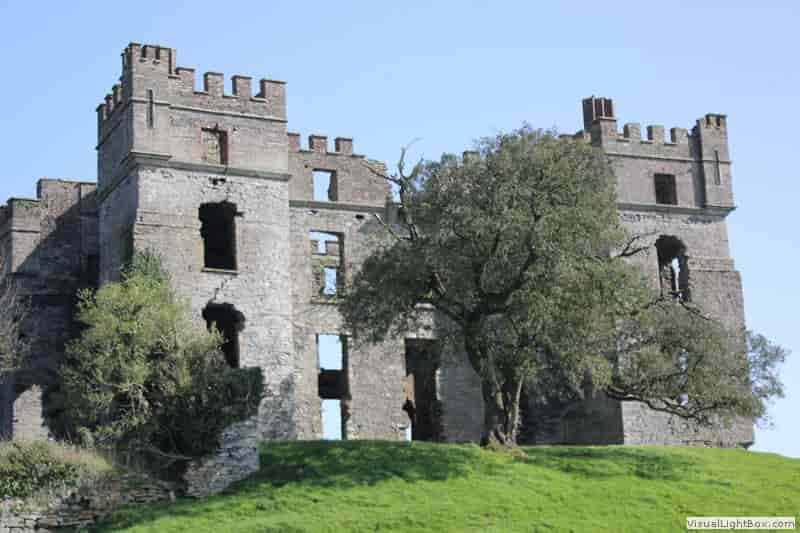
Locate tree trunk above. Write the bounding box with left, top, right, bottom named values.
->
left=480, top=375, right=524, bottom=447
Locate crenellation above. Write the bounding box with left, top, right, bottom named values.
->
left=646, top=125, right=665, bottom=144
left=623, top=123, right=641, bottom=141
left=232, top=75, right=252, bottom=98
left=334, top=137, right=353, bottom=156
left=670, top=127, right=688, bottom=144
left=288, top=132, right=301, bottom=151
left=175, top=67, right=196, bottom=94
left=203, top=72, right=225, bottom=97
left=112, top=84, right=122, bottom=107
left=309, top=134, right=328, bottom=153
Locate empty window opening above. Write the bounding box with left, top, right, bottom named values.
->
left=202, top=303, right=245, bottom=368
left=403, top=339, right=442, bottom=442
left=321, top=400, right=343, bottom=440
left=713, top=150, right=722, bottom=185
left=310, top=232, right=343, bottom=298
left=200, top=202, right=237, bottom=270
left=309, top=231, right=339, bottom=255
left=654, top=174, right=677, bottom=205
left=201, top=128, right=228, bottom=165
left=317, top=334, right=348, bottom=440
left=312, top=170, right=337, bottom=201
left=323, top=267, right=338, bottom=296
left=656, top=235, right=690, bottom=301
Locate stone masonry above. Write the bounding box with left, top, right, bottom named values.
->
left=0, top=44, right=753, bottom=449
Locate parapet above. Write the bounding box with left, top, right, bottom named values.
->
left=578, top=96, right=729, bottom=160
left=287, top=132, right=361, bottom=157
left=97, top=42, right=287, bottom=137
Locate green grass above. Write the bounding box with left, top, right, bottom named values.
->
left=99, top=441, right=799, bottom=533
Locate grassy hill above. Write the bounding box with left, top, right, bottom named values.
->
left=99, top=441, right=799, bottom=533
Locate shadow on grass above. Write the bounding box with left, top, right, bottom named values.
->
left=97, top=440, right=479, bottom=532
left=522, top=446, right=698, bottom=481
left=243, top=440, right=481, bottom=490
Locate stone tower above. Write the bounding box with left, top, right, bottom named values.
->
left=94, top=44, right=296, bottom=438
left=547, top=96, right=754, bottom=447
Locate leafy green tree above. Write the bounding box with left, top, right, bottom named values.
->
left=343, top=127, right=786, bottom=445
left=61, top=251, right=263, bottom=470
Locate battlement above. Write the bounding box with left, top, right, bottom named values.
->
left=287, top=133, right=359, bottom=157
left=97, top=42, right=286, bottom=134
left=0, top=179, right=96, bottom=230
left=579, top=96, right=729, bottom=157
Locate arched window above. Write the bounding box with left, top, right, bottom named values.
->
left=655, top=235, right=690, bottom=301
left=202, top=303, right=245, bottom=368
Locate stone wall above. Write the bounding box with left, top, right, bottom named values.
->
left=0, top=180, right=98, bottom=441
left=183, top=419, right=260, bottom=498
left=0, top=474, right=175, bottom=532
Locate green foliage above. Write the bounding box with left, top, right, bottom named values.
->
left=98, top=441, right=800, bottom=532
left=61, top=250, right=264, bottom=471
left=0, top=440, right=112, bottom=498
left=343, top=127, right=786, bottom=444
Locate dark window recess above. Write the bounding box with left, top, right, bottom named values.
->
left=656, top=235, right=690, bottom=302
left=403, top=339, right=443, bottom=442
left=312, top=170, right=337, bottom=201
left=654, top=174, right=677, bottom=205
left=199, top=202, right=237, bottom=270
left=202, top=303, right=245, bottom=368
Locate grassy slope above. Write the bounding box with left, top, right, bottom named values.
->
left=100, top=441, right=799, bottom=533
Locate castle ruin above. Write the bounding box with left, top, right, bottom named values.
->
left=0, top=43, right=753, bottom=448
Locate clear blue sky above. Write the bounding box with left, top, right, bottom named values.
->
left=0, top=1, right=796, bottom=456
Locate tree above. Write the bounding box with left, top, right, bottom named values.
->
left=61, top=251, right=263, bottom=472
left=342, top=127, right=786, bottom=446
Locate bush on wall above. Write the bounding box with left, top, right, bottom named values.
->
left=61, top=251, right=264, bottom=474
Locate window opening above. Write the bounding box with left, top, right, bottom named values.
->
left=312, top=170, right=337, bottom=201
left=403, top=339, right=442, bottom=441
left=200, top=202, right=237, bottom=270
left=202, top=303, right=245, bottom=368
left=323, top=267, right=338, bottom=296
left=654, top=174, right=677, bottom=205
left=318, top=334, right=348, bottom=440
left=655, top=235, right=690, bottom=301
left=309, top=232, right=342, bottom=298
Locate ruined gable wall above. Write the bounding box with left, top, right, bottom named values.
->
left=288, top=136, right=409, bottom=440
left=0, top=181, right=97, bottom=440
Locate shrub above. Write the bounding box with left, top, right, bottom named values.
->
left=61, top=251, right=264, bottom=474
left=0, top=440, right=112, bottom=498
